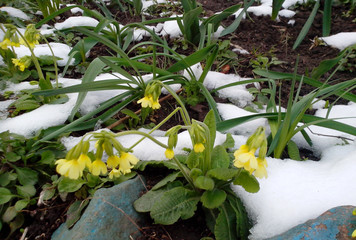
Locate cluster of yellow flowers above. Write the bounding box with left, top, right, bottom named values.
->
left=233, top=127, right=268, bottom=179
left=137, top=81, right=161, bottom=109
left=0, top=24, right=40, bottom=71
left=55, top=131, right=139, bottom=180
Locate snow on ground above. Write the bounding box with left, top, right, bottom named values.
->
left=0, top=6, right=30, bottom=20
left=233, top=142, right=356, bottom=239
left=13, top=43, right=74, bottom=66
left=320, top=32, right=356, bottom=50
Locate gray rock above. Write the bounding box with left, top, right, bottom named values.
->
left=268, top=205, right=356, bottom=240
left=52, top=176, right=147, bottom=240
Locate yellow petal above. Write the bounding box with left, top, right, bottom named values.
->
left=66, top=160, right=83, bottom=179
left=91, top=159, right=107, bottom=176
left=165, top=149, right=174, bottom=159
left=151, top=100, right=161, bottom=109
left=352, top=229, right=356, bottom=238
left=194, top=143, right=205, bottom=153
left=107, top=155, right=120, bottom=169
left=77, top=154, right=91, bottom=170
left=109, top=169, right=121, bottom=179
left=233, top=144, right=249, bottom=158
left=137, top=96, right=152, bottom=108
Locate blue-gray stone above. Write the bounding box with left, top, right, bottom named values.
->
left=268, top=205, right=356, bottom=240
left=52, top=176, right=147, bottom=240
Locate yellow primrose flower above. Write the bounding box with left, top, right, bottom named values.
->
left=107, top=155, right=120, bottom=169
left=77, top=153, right=92, bottom=171
left=151, top=100, right=161, bottom=109
left=233, top=147, right=258, bottom=174
left=254, top=157, right=268, bottom=179
left=194, top=143, right=205, bottom=153
left=137, top=95, right=153, bottom=108
left=91, top=159, right=107, bottom=176
left=165, top=148, right=174, bottom=159
left=353, top=229, right=356, bottom=238
left=20, top=24, right=40, bottom=49
left=118, top=152, right=139, bottom=174
left=55, top=159, right=84, bottom=179
left=0, top=38, right=15, bottom=49
left=109, top=168, right=121, bottom=179
left=12, top=56, right=31, bottom=71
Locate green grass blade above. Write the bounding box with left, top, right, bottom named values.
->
left=37, top=91, right=138, bottom=143
left=167, top=44, right=216, bottom=73
left=32, top=79, right=135, bottom=96
left=272, top=0, right=285, bottom=20
left=196, top=82, right=222, bottom=123
left=311, top=50, right=346, bottom=79
left=322, top=0, right=332, bottom=36
left=69, top=58, right=106, bottom=121
left=292, top=0, right=320, bottom=50
left=221, top=0, right=254, bottom=36
left=203, top=4, right=241, bottom=32
left=217, top=112, right=356, bottom=136
left=198, top=44, right=218, bottom=83
left=253, top=69, right=356, bottom=103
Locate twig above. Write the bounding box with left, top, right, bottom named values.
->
left=19, top=227, right=28, bottom=240
left=307, top=125, right=354, bottom=142
left=106, top=89, right=183, bottom=130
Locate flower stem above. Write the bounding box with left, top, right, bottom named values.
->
left=126, top=107, right=182, bottom=151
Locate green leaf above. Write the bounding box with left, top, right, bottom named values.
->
left=227, top=194, right=250, bottom=239
left=134, top=159, right=180, bottom=171
left=198, top=82, right=222, bottom=123
left=15, top=199, right=30, bottom=211
left=16, top=185, right=36, bottom=198
left=41, top=184, right=56, bottom=201
left=9, top=213, right=24, bottom=236
left=201, top=189, right=227, bottom=209
left=58, top=178, right=86, bottom=193
left=293, top=0, right=320, bottom=49
left=39, top=150, right=56, bottom=164
left=15, top=167, right=38, bottom=186
left=222, top=133, right=235, bottom=149
left=2, top=206, right=17, bottom=223
left=207, top=168, right=239, bottom=181
left=203, top=109, right=216, bottom=149
left=0, top=172, right=14, bottom=187
left=214, top=202, right=237, bottom=240
left=187, top=149, right=202, bottom=169
left=322, top=0, right=332, bottom=36
left=0, top=187, right=14, bottom=204
left=183, top=7, right=202, bottom=46
left=121, top=108, right=140, bottom=120
left=287, top=140, right=302, bottom=161
left=211, top=145, right=230, bottom=169
left=167, top=44, right=216, bottom=73
left=134, top=181, right=183, bottom=213
left=69, top=58, right=107, bottom=121
left=66, top=200, right=89, bottom=228
left=5, top=152, right=21, bottom=162
left=152, top=172, right=182, bottom=191
left=189, top=168, right=203, bottom=181
left=134, top=188, right=166, bottom=213
left=151, top=187, right=200, bottom=224
left=311, top=51, right=346, bottom=80
left=233, top=169, right=260, bottom=193
left=272, top=0, right=285, bottom=20
left=194, top=176, right=215, bottom=190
